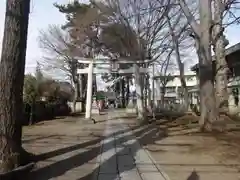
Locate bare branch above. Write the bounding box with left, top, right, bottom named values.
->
left=178, top=0, right=201, bottom=36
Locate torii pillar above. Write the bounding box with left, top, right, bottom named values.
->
left=85, top=60, right=93, bottom=119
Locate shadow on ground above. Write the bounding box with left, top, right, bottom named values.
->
left=25, top=121, right=167, bottom=180
left=187, top=171, right=200, bottom=180
left=23, top=135, right=59, bottom=144
left=25, top=111, right=238, bottom=180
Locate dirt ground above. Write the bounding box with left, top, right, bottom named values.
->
left=22, top=111, right=240, bottom=180
left=120, top=112, right=240, bottom=180
left=22, top=114, right=107, bottom=180
left=144, top=115, right=240, bottom=180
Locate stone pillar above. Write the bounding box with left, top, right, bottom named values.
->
left=85, top=61, right=93, bottom=119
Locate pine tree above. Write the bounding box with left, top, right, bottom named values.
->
left=0, top=0, right=31, bottom=173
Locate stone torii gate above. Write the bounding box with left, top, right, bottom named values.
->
left=76, top=57, right=151, bottom=119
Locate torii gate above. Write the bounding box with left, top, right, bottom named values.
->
left=76, top=57, right=152, bottom=119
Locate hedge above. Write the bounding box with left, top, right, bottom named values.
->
left=23, top=101, right=71, bottom=125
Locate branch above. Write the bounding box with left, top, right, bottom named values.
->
left=178, top=0, right=200, bottom=36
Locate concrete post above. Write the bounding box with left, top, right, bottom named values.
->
left=85, top=60, right=93, bottom=119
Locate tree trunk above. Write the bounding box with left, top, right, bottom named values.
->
left=126, top=76, right=130, bottom=105
left=179, top=0, right=219, bottom=131
left=174, top=44, right=189, bottom=110
left=146, top=74, right=151, bottom=108
left=179, top=65, right=189, bottom=111
left=29, top=102, right=35, bottom=125
left=213, top=0, right=228, bottom=113
left=198, top=63, right=218, bottom=131
left=144, top=74, right=149, bottom=109
left=0, top=0, right=30, bottom=173
left=134, top=64, right=146, bottom=121
left=140, top=73, right=146, bottom=110
left=72, top=85, right=77, bottom=113
left=197, top=0, right=219, bottom=131
left=93, top=74, right=97, bottom=95
left=72, top=76, right=80, bottom=113
left=160, top=87, right=165, bottom=108
left=81, top=74, right=87, bottom=112
left=121, top=77, right=126, bottom=108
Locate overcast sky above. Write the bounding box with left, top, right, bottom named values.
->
left=0, top=0, right=240, bottom=84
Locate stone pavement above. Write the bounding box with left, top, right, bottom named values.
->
left=96, top=111, right=169, bottom=180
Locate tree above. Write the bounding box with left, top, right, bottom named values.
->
left=35, top=61, right=44, bottom=83
left=0, top=0, right=31, bottom=172
left=156, top=49, right=175, bottom=106
left=23, top=72, right=43, bottom=125
left=178, top=0, right=240, bottom=131
left=96, top=0, right=171, bottom=121
left=54, top=0, right=174, bottom=121
left=212, top=0, right=231, bottom=113
left=23, top=74, right=39, bottom=125
left=54, top=1, right=107, bottom=112
left=23, top=75, right=38, bottom=104
left=165, top=6, right=193, bottom=111
left=178, top=0, right=219, bottom=131
left=38, top=25, right=86, bottom=112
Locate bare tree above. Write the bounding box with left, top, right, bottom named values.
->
left=54, top=0, right=174, bottom=121
left=156, top=49, right=175, bottom=107
left=0, top=0, right=31, bottom=173
left=38, top=25, right=87, bottom=112
left=165, top=9, right=192, bottom=110
left=95, top=0, right=171, bottom=121
left=178, top=0, right=240, bottom=131
left=178, top=0, right=219, bottom=131
left=212, top=0, right=234, bottom=113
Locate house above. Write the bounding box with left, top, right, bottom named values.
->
left=152, top=72, right=199, bottom=107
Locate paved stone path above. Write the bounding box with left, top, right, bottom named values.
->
left=95, top=112, right=169, bottom=180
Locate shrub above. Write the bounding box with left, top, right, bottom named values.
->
left=22, top=100, right=71, bottom=125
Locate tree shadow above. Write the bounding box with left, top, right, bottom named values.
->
left=95, top=119, right=108, bottom=123
left=23, top=135, right=58, bottom=143
left=26, top=122, right=165, bottom=180
left=77, top=123, right=165, bottom=180
left=31, top=126, right=140, bottom=162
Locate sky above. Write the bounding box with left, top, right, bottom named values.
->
left=0, top=0, right=73, bottom=78
left=0, top=0, right=240, bottom=84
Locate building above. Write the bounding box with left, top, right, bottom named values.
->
left=191, top=42, right=240, bottom=115
left=153, top=72, right=199, bottom=107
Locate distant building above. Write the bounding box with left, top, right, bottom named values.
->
left=152, top=72, right=199, bottom=107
